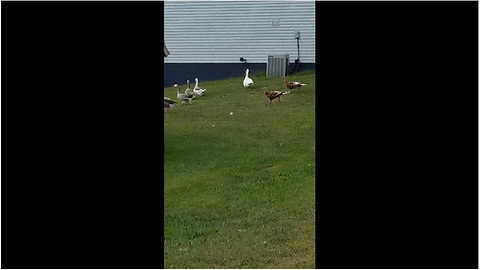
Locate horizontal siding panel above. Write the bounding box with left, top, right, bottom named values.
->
left=166, top=46, right=315, bottom=51
left=165, top=1, right=315, bottom=64
left=165, top=33, right=314, bottom=37
left=165, top=21, right=316, bottom=27
left=166, top=14, right=314, bottom=18
left=164, top=2, right=313, bottom=10
left=166, top=39, right=315, bottom=44
left=166, top=47, right=313, bottom=51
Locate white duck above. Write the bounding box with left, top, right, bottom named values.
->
left=184, top=80, right=195, bottom=98
left=243, top=68, right=254, bottom=88
left=193, top=77, right=207, bottom=97
left=174, top=83, right=193, bottom=105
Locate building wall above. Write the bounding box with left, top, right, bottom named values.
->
left=164, top=63, right=315, bottom=88
left=164, top=0, right=315, bottom=86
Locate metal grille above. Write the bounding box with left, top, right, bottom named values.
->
left=266, top=54, right=289, bottom=77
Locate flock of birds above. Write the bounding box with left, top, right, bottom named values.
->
left=164, top=77, right=207, bottom=111
left=164, top=68, right=307, bottom=112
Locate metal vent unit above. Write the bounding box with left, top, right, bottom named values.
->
left=266, top=54, right=289, bottom=77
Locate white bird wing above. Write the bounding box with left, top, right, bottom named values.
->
left=243, top=78, right=254, bottom=87
left=292, top=81, right=306, bottom=86
left=193, top=89, right=204, bottom=96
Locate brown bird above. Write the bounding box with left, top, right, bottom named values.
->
left=174, top=83, right=193, bottom=104
left=184, top=80, right=195, bottom=98
left=164, top=97, right=177, bottom=112
left=264, top=88, right=290, bottom=105
left=283, top=77, right=307, bottom=90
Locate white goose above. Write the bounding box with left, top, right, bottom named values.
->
left=184, top=80, right=195, bottom=98
left=193, top=77, right=207, bottom=97
left=174, top=83, right=193, bottom=104
left=243, top=68, right=254, bottom=88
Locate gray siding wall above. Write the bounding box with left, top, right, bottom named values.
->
left=164, top=1, right=315, bottom=64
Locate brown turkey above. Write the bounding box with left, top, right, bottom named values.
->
left=283, top=77, right=307, bottom=90
left=264, top=89, right=290, bottom=105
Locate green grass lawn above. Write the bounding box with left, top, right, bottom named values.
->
left=164, top=70, right=315, bottom=269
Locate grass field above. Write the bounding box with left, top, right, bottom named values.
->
left=164, top=70, right=315, bottom=269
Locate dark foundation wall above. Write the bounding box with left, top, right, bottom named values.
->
left=163, top=63, right=315, bottom=88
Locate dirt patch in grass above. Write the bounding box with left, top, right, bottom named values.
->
left=268, top=219, right=316, bottom=268
left=263, top=163, right=283, bottom=172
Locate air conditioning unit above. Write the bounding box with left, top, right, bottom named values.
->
left=266, top=54, right=289, bottom=78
